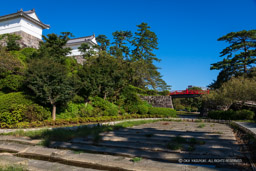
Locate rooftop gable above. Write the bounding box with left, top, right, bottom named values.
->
left=67, top=34, right=97, bottom=45
left=0, top=9, right=50, bottom=29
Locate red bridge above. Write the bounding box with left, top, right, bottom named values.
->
left=170, top=89, right=210, bottom=98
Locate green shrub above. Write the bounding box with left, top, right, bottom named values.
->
left=208, top=109, right=255, bottom=120
left=0, top=75, right=24, bottom=92
left=175, top=104, right=185, bottom=111
left=0, top=92, right=33, bottom=113
left=191, top=107, right=198, bottom=112
left=0, top=92, right=50, bottom=124
left=185, top=107, right=191, bottom=112
left=137, top=105, right=149, bottom=114
left=58, top=102, right=94, bottom=118
left=0, top=111, right=21, bottom=125
left=127, top=105, right=139, bottom=113
left=235, top=110, right=254, bottom=120
left=148, top=107, right=176, bottom=117
left=72, top=95, right=84, bottom=103
left=89, top=96, right=118, bottom=116
left=80, top=103, right=94, bottom=117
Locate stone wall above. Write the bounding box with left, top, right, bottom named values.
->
left=140, top=96, right=173, bottom=109
left=72, top=55, right=85, bottom=65
left=15, top=31, right=41, bottom=49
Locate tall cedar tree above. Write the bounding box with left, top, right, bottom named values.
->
left=26, top=58, right=76, bottom=120
left=210, top=30, right=256, bottom=89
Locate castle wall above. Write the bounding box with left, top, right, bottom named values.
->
left=140, top=96, right=174, bottom=109
left=14, top=31, right=41, bottom=49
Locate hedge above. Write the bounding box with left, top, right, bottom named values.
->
left=148, top=107, right=176, bottom=117
left=0, top=114, right=171, bottom=129
left=208, top=109, right=255, bottom=120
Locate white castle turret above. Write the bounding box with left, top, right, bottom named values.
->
left=0, top=9, right=50, bottom=48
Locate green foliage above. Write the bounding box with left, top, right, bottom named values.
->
left=148, top=107, right=176, bottom=117
left=78, top=43, right=96, bottom=59
left=0, top=92, right=33, bottom=112
left=10, top=51, right=27, bottom=63
left=127, top=105, right=139, bottom=113
left=0, top=92, right=50, bottom=125
left=38, top=32, right=73, bottom=63
left=72, top=95, right=85, bottom=103
left=20, top=47, right=37, bottom=59
left=0, top=49, right=24, bottom=77
left=96, top=35, right=110, bottom=51
left=58, top=102, right=94, bottom=119
left=0, top=75, right=24, bottom=92
left=0, top=165, right=26, bottom=171
left=203, top=77, right=256, bottom=111
left=26, top=58, right=78, bottom=120
left=130, top=157, right=142, bottom=162
left=110, top=30, right=132, bottom=58
left=0, top=33, right=21, bottom=51
left=210, top=30, right=256, bottom=88
left=175, top=104, right=185, bottom=111
left=78, top=52, right=128, bottom=100
left=208, top=109, right=255, bottom=120
left=90, top=96, right=119, bottom=116
left=137, top=104, right=149, bottom=114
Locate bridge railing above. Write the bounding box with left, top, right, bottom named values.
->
left=169, top=89, right=209, bottom=95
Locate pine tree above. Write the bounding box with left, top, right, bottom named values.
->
left=210, top=30, right=256, bottom=88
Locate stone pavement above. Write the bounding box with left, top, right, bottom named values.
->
left=0, top=120, right=249, bottom=170
left=0, top=153, right=99, bottom=171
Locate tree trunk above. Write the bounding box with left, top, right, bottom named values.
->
left=52, top=104, right=56, bottom=121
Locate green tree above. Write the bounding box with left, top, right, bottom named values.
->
left=132, top=22, right=159, bottom=62
left=96, top=35, right=110, bottom=51
left=110, top=30, right=132, bottom=59
left=203, top=77, right=256, bottom=111
left=78, top=43, right=96, bottom=59
left=78, top=51, right=128, bottom=100
left=129, top=23, right=169, bottom=90
left=26, top=58, right=77, bottom=120
left=210, top=30, right=256, bottom=88
left=38, top=32, right=73, bottom=63
left=0, top=49, right=25, bottom=92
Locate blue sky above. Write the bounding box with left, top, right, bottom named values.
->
left=1, top=0, right=256, bottom=90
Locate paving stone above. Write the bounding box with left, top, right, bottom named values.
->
left=0, top=153, right=100, bottom=171
left=0, top=141, right=231, bottom=171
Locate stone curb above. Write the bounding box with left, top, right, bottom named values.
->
left=231, top=122, right=256, bottom=139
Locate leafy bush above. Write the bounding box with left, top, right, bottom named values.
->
left=58, top=102, right=94, bottom=119
left=0, top=75, right=24, bottom=92
left=127, top=105, right=139, bottom=114
left=208, top=109, right=255, bottom=120
left=89, top=96, right=118, bottom=116
left=148, top=107, right=176, bottom=117
left=0, top=92, right=50, bottom=124
left=236, top=109, right=255, bottom=120
left=191, top=107, right=198, bottom=112
left=0, top=92, right=33, bottom=113
left=72, top=95, right=85, bottom=103
left=175, top=104, right=185, bottom=111
left=80, top=103, right=94, bottom=117
left=137, top=105, right=149, bottom=114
